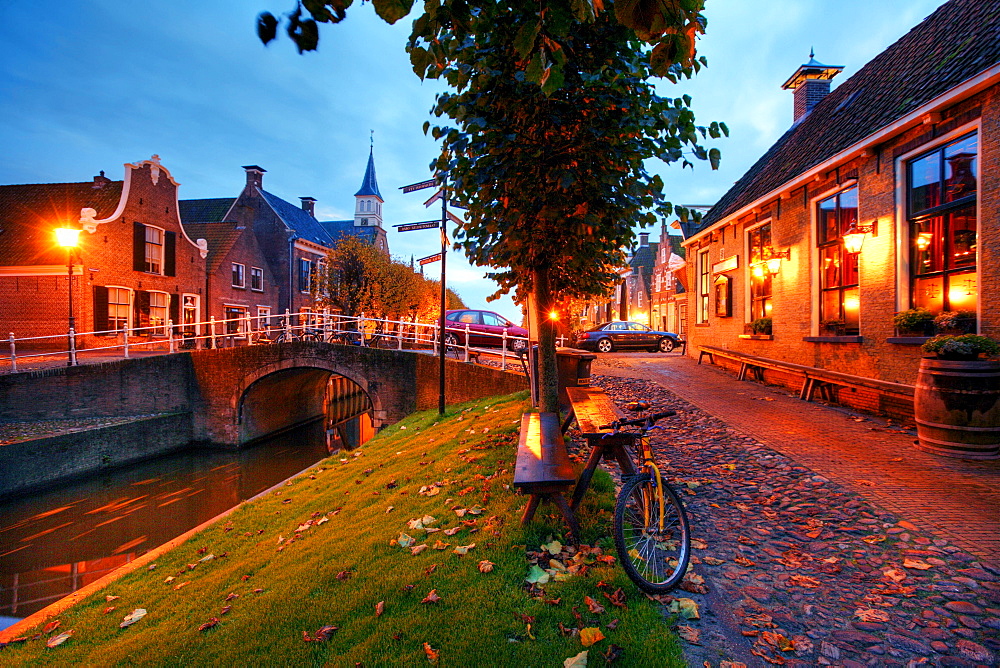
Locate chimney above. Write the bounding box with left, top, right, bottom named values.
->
left=639, top=232, right=650, bottom=247
left=92, top=170, right=111, bottom=188
left=299, top=197, right=317, bottom=216
left=781, top=50, right=843, bottom=123
left=242, top=165, right=266, bottom=192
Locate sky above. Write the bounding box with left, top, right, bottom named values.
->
left=0, top=0, right=948, bottom=321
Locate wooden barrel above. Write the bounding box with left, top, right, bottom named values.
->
left=914, top=358, right=1000, bottom=459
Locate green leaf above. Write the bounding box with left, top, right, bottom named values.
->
left=372, top=0, right=414, bottom=24
left=514, top=21, right=541, bottom=60
left=525, top=564, right=550, bottom=584
left=709, top=147, right=721, bottom=170
left=256, top=12, right=278, bottom=44
left=563, top=650, right=588, bottom=667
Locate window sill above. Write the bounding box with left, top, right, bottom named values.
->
left=232, top=285, right=246, bottom=290
left=886, top=336, right=931, bottom=345
left=803, top=336, right=863, bottom=343
left=738, top=334, right=773, bottom=340
left=251, top=288, right=264, bottom=293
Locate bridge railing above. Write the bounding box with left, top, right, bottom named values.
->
left=1, top=309, right=534, bottom=374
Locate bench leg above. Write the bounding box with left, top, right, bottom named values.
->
left=611, top=445, right=639, bottom=478
left=551, top=493, right=580, bottom=544
left=521, top=494, right=542, bottom=525
left=560, top=410, right=576, bottom=435
left=698, top=351, right=713, bottom=365
left=571, top=442, right=605, bottom=511
left=738, top=362, right=749, bottom=381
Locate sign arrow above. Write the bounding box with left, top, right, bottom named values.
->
left=400, top=179, right=437, bottom=193
left=394, top=220, right=440, bottom=232
left=418, top=253, right=443, bottom=266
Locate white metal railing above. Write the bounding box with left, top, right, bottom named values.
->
left=1, top=309, right=530, bottom=374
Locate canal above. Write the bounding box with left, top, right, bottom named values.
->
left=0, top=410, right=374, bottom=631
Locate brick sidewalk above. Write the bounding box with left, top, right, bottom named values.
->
left=594, top=354, right=1000, bottom=571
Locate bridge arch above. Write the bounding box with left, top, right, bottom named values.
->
left=232, top=359, right=384, bottom=445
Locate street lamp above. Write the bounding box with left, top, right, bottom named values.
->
left=55, top=226, right=81, bottom=366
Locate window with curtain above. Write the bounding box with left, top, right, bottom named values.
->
left=817, top=186, right=859, bottom=333
left=747, top=224, right=772, bottom=321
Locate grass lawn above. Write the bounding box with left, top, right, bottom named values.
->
left=1, top=391, right=685, bottom=666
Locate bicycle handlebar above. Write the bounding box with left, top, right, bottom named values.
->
left=600, top=410, right=676, bottom=431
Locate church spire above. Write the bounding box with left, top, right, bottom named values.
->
left=354, top=145, right=382, bottom=199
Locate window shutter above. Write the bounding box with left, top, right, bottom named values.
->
left=164, top=231, right=176, bottom=276
left=135, top=290, right=150, bottom=333
left=93, top=285, right=109, bottom=333
left=133, top=222, right=146, bottom=271
left=169, top=293, right=180, bottom=328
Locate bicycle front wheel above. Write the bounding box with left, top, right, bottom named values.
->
left=613, top=472, right=691, bottom=594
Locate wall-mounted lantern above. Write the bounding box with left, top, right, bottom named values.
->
left=843, top=220, right=878, bottom=254
left=764, top=248, right=790, bottom=275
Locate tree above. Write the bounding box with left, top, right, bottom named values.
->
left=260, top=1, right=723, bottom=411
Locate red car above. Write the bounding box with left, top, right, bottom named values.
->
left=444, top=309, right=528, bottom=351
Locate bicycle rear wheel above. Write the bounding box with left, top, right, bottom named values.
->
left=613, top=472, right=690, bottom=593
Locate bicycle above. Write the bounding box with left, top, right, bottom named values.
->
left=602, top=403, right=690, bottom=594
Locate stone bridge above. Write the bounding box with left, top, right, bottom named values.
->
left=0, top=343, right=527, bottom=446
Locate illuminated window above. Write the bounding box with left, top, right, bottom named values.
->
left=225, top=306, right=248, bottom=335
left=108, top=287, right=130, bottom=331
left=817, top=186, right=859, bottom=334
left=907, top=132, right=977, bottom=314
left=149, top=291, right=169, bottom=336
left=747, top=224, right=772, bottom=321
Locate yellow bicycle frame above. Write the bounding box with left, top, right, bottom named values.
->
left=639, top=432, right=666, bottom=532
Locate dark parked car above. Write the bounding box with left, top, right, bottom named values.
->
left=576, top=321, right=680, bottom=353
left=444, top=309, right=528, bottom=350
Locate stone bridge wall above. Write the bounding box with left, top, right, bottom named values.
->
left=0, top=343, right=527, bottom=446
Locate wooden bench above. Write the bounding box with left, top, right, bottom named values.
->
left=513, top=412, right=579, bottom=540
left=697, top=344, right=914, bottom=405
left=562, top=386, right=639, bottom=511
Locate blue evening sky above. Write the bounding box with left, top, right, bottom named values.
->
left=0, top=0, right=946, bottom=321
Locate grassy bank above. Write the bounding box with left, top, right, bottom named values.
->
left=1, top=391, right=683, bottom=666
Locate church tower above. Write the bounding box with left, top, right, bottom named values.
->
left=354, top=146, right=384, bottom=229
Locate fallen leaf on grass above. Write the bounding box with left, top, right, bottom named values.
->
left=46, top=631, right=73, bottom=648
left=411, top=544, right=429, bottom=556
left=676, top=625, right=700, bottom=644
left=396, top=533, right=415, bottom=548
left=432, top=540, right=451, bottom=551
left=602, top=644, right=623, bottom=663
left=303, top=626, right=338, bottom=642
left=105, top=595, right=120, bottom=602
left=526, top=565, right=550, bottom=585
left=225, top=592, right=239, bottom=602
left=563, top=650, right=588, bottom=667
left=584, top=596, right=605, bottom=614
left=376, top=601, right=385, bottom=617
left=42, top=621, right=60, bottom=634
left=443, top=527, right=461, bottom=536
left=336, top=571, right=352, bottom=580
left=173, top=581, right=190, bottom=591
left=120, top=609, right=147, bottom=628
left=541, top=539, right=563, bottom=555
left=220, top=606, right=232, bottom=615
left=478, top=560, right=494, bottom=573
left=421, top=589, right=442, bottom=604
left=198, top=618, right=219, bottom=632
left=453, top=543, right=476, bottom=555
left=603, top=588, right=628, bottom=609
left=102, top=606, right=116, bottom=615
left=580, top=627, right=604, bottom=647
left=163, top=576, right=176, bottom=584
left=423, top=642, right=440, bottom=664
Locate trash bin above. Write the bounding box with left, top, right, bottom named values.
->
left=556, top=347, right=597, bottom=410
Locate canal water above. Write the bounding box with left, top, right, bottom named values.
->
left=0, top=412, right=373, bottom=631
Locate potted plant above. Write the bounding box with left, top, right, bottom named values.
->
left=933, top=310, right=977, bottom=335
left=893, top=307, right=934, bottom=336
left=749, top=317, right=772, bottom=336
left=921, top=334, right=1000, bottom=361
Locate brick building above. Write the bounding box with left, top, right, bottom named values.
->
left=0, top=156, right=208, bottom=349
left=650, top=223, right=688, bottom=337
left=681, top=0, right=999, bottom=415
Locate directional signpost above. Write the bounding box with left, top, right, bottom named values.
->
left=399, top=177, right=460, bottom=414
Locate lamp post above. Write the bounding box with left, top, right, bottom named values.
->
left=55, top=227, right=81, bottom=366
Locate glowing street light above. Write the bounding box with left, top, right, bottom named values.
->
left=55, top=226, right=81, bottom=366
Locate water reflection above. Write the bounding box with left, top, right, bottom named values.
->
left=0, top=412, right=372, bottom=629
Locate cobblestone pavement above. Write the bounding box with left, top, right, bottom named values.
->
left=581, top=354, right=999, bottom=667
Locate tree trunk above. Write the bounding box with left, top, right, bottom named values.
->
left=533, top=265, right=560, bottom=413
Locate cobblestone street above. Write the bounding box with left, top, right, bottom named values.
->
left=583, top=354, right=1000, bottom=667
